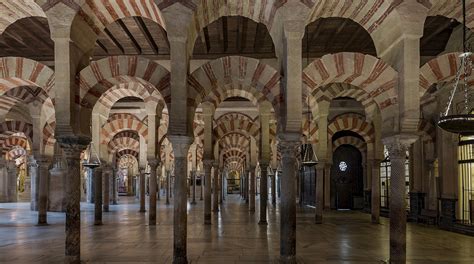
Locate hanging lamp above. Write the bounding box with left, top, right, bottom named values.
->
left=301, top=27, right=319, bottom=167
left=438, top=0, right=474, bottom=135
left=83, top=141, right=101, bottom=169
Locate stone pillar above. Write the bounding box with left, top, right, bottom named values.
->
left=438, top=129, right=458, bottom=228
left=157, top=166, right=161, bottom=201
left=279, top=136, right=299, bottom=263
left=86, top=167, right=94, bottom=203
left=191, top=170, right=197, bottom=205
left=49, top=144, right=67, bottom=212
left=203, top=160, right=212, bottom=225
left=249, top=166, right=256, bottom=212
left=58, top=137, right=89, bottom=264
left=112, top=169, right=118, bottom=205
left=36, top=156, right=50, bottom=225
left=371, top=159, right=381, bottom=224
left=103, top=167, right=111, bottom=212
left=200, top=172, right=203, bottom=201
left=139, top=167, right=146, bottom=213
left=213, top=163, right=219, bottom=212
left=384, top=136, right=415, bottom=264
left=169, top=135, right=193, bottom=264
left=0, top=159, right=7, bottom=202
left=409, top=138, right=425, bottom=221
left=166, top=170, right=170, bottom=205
left=259, top=163, right=269, bottom=225
left=28, top=156, right=38, bottom=210
left=148, top=159, right=159, bottom=226
left=93, top=166, right=103, bottom=226
left=324, top=164, right=331, bottom=210
left=271, top=171, right=276, bottom=206
left=218, top=169, right=222, bottom=205
left=7, top=161, right=17, bottom=202
left=245, top=170, right=250, bottom=204
left=315, top=163, right=324, bottom=224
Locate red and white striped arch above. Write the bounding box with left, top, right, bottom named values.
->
left=306, top=0, right=408, bottom=34
left=188, top=56, right=281, bottom=112
left=303, top=52, right=398, bottom=117
left=427, top=0, right=474, bottom=31
left=108, top=131, right=140, bottom=154
left=0, top=0, right=45, bottom=34
left=186, top=0, right=284, bottom=49
left=327, top=113, right=374, bottom=144
left=214, top=112, right=260, bottom=140
left=73, top=0, right=165, bottom=36
left=0, top=120, right=33, bottom=145
left=116, top=149, right=139, bottom=162
left=2, top=135, right=29, bottom=158
left=419, top=52, right=473, bottom=98
left=117, top=154, right=138, bottom=169
left=218, top=132, right=251, bottom=153
left=79, top=56, right=170, bottom=110
left=333, top=136, right=367, bottom=155
left=101, top=114, right=148, bottom=144
left=0, top=57, right=55, bottom=97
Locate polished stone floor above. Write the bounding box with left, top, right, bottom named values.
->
left=1, top=193, right=474, bottom=263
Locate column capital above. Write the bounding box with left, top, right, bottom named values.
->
left=56, top=135, right=90, bottom=155
left=147, top=159, right=160, bottom=170
left=35, top=156, right=51, bottom=169
left=259, top=162, right=270, bottom=169
left=168, top=135, right=193, bottom=158
left=203, top=159, right=213, bottom=168
left=382, top=134, right=417, bottom=159
left=278, top=133, right=300, bottom=158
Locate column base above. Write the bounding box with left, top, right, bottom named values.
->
left=65, top=255, right=80, bottom=264
left=371, top=215, right=380, bottom=224
left=191, top=201, right=196, bottom=205
left=173, top=256, right=188, bottom=264
left=36, top=222, right=49, bottom=226
left=279, top=255, right=297, bottom=264
left=139, top=209, right=146, bottom=213
left=204, top=220, right=211, bottom=225
left=439, top=198, right=457, bottom=229
left=258, top=220, right=268, bottom=225
left=94, top=221, right=102, bottom=226
left=363, top=190, right=372, bottom=213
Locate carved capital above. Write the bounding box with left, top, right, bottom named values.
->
left=278, top=137, right=300, bottom=159
left=147, top=159, right=160, bottom=170
left=169, top=135, right=193, bottom=158
left=382, top=134, right=417, bottom=159
left=56, top=135, right=90, bottom=159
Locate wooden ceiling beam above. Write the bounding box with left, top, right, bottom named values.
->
left=117, top=19, right=142, bottom=54
left=134, top=17, right=159, bottom=54
left=104, top=28, right=125, bottom=54
left=203, top=27, right=211, bottom=53
left=222, top=17, right=228, bottom=52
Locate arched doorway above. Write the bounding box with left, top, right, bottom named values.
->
left=331, top=145, right=363, bottom=210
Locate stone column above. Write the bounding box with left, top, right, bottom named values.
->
left=279, top=136, right=299, bottom=263
left=166, top=170, right=170, bottom=205
left=6, top=161, right=17, bottom=202
left=218, top=169, right=222, bottom=205
left=213, top=163, right=219, bottom=212
left=112, top=169, right=118, bottom=205
left=249, top=166, right=256, bottom=212
left=384, top=136, right=415, bottom=264
left=324, top=164, right=331, bottom=210
left=49, top=144, right=67, bottom=212
left=200, top=172, right=203, bottom=201
left=259, top=163, right=269, bottom=225
left=191, top=170, right=197, bottom=205
left=36, top=156, right=50, bottom=225
left=86, top=167, right=94, bottom=203
left=271, top=171, right=276, bottom=206
left=0, top=159, right=7, bottom=202
left=58, top=137, right=89, bottom=264
left=371, top=159, right=381, bottom=224
left=139, top=167, right=146, bottom=213
left=157, top=166, right=161, bottom=201
left=148, top=159, right=159, bottom=225
left=409, top=138, right=424, bottom=221
left=438, top=129, right=458, bottom=228
left=169, top=135, right=193, bottom=264
left=103, top=167, right=111, bottom=212
left=93, top=166, right=103, bottom=226
left=315, top=163, right=325, bottom=224
left=203, top=160, right=212, bottom=225
left=245, top=170, right=250, bottom=204
left=28, top=156, right=38, bottom=210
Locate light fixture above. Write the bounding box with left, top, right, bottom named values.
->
left=83, top=141, right=101, bottom=169
left=300, top=26, right=319, bottom=167
left=438, top=0, right=474, bottom=135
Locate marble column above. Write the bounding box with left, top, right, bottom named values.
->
left=58, top=137, right=89, bottom=264
left=315, top=163, right=325, bottom=224
left=86, top=167, right=94, bottom=203
left=249, top=167, right=256, bottom=212
left=324, top=164, right=331, bottom=210
left=203, top=160, right=212, bottom=225
left=6, top=161, right=17, bottom=202
left=103, top=167, right=110, bottom=212
left=213, top=163, right=219, bottom=212
left=36, top=156, right=50, bottom=225
left=384, top=136, right=415, bottom=264
left=157, top=166, right=161, bottom=201
left=139, top=167, right=146, bottom=213
left=279, top=136, right=299, bottom=263
left=94, top=166, right=103, bottom=226
left=112, top=170, right=118, bottom=205
left=191, top=170, right=197, bottom=205
left=218, top=170, right=222, bottom=205
left=166, top=170, right=170, bottom=205
left=169, top=135, right=193, bottom=264
left=49, top=145, right=67, bottom=212
left=259, top=163, right=269, bottom=225
left=28, top=156, right=38, bottom=210
left=148, top=159, right=159, bottom=226
left=245, top=170, right=250, bottom=204
left=370, top=159, right=381, bottom=224
left=200, top=173, right=203, bottom=201
left=271, top=171, right=276, bottom=206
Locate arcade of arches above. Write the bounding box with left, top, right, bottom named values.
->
left=1, top=1, right=474, bottom=263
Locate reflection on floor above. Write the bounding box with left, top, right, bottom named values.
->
left=1, top=195, right=474, bottom=263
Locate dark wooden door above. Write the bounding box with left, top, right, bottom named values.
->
left=331, top=145, right=363, bottom=209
